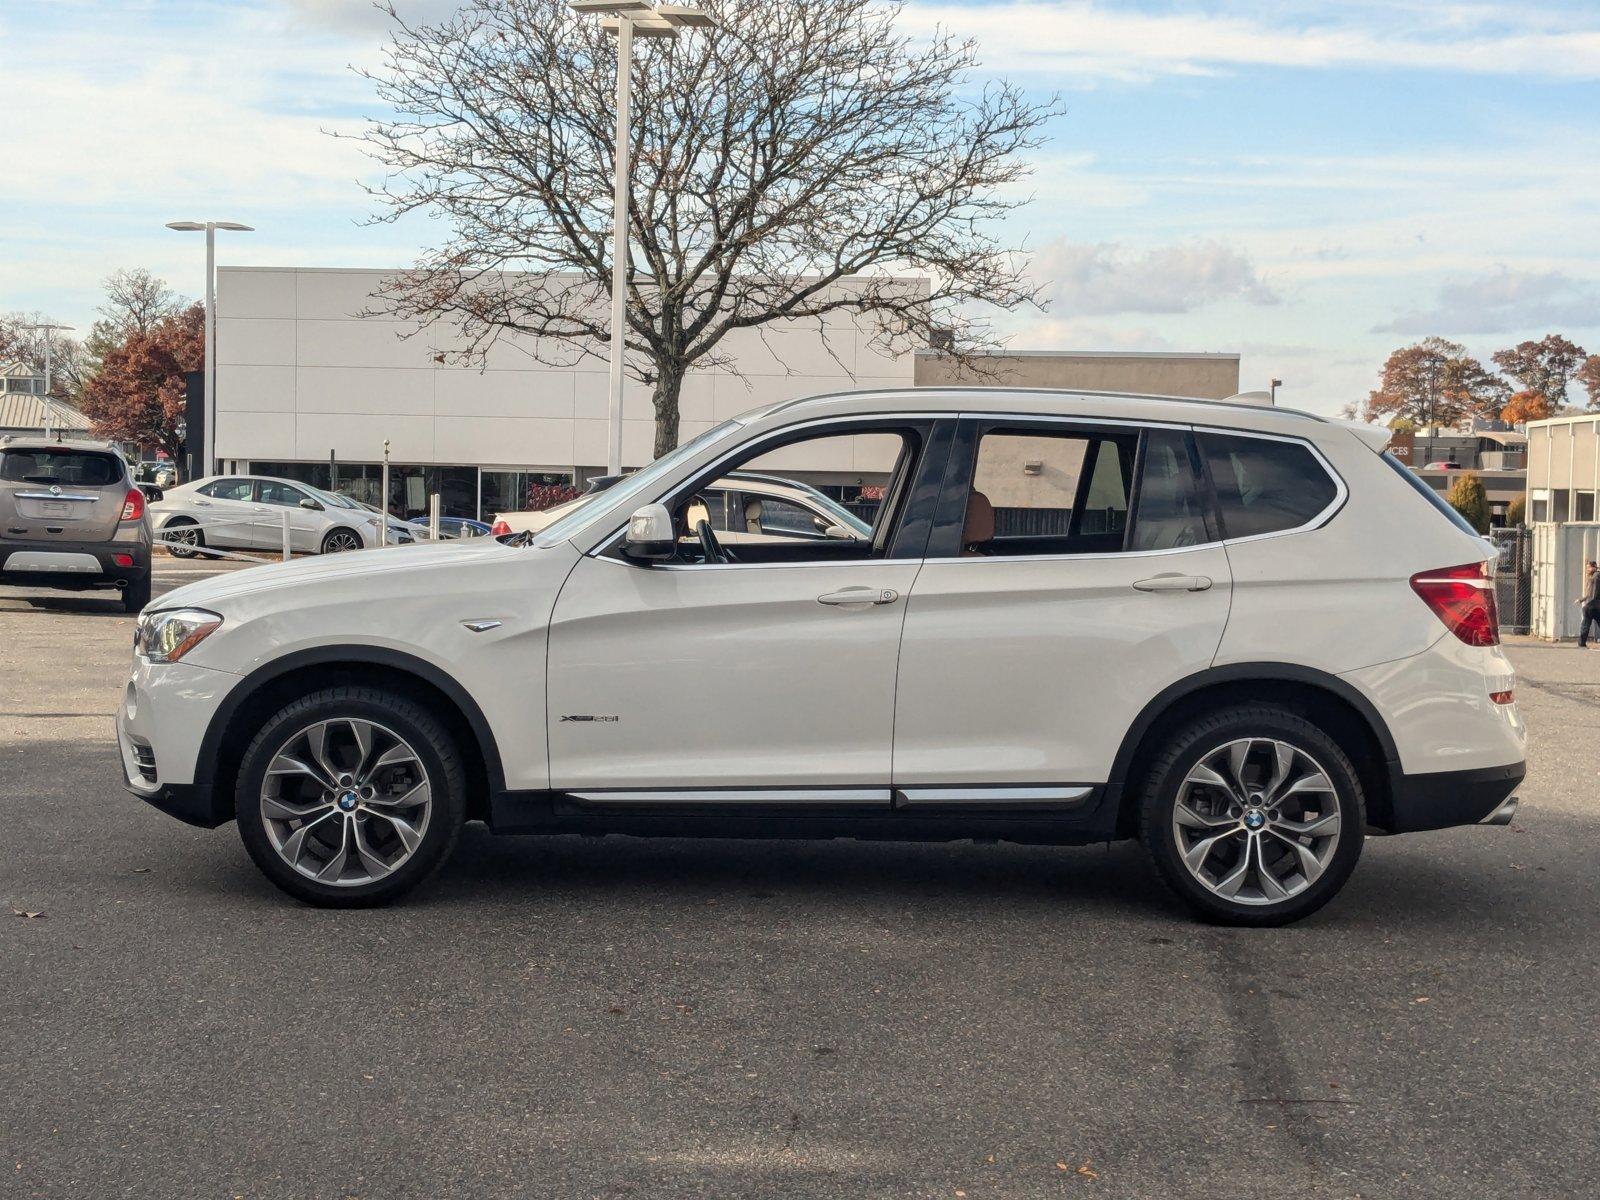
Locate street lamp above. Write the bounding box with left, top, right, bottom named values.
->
left=1269, top=377, right=1283, bottom=405
left=22, top=323, right=74, bottom=437
left=569, top=0, right=712, bottom=474
left=166, top=220, right=254, bottom=476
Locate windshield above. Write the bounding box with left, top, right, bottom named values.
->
left=314, top=487, right=360, bottom=510
left=533, top=420, right=744, bottom=548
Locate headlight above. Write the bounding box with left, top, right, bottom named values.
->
left=136, top=608, right=223, bottom=663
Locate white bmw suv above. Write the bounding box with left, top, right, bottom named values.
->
left=117, top=389, right=1525, bottom=925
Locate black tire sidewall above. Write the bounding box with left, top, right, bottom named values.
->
left=1139, top=707, right=1365, bottom=926
left=235, top=689, right=466, bottom=907
left=122, top=573, right=152, bottom=613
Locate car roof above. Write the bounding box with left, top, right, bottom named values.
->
left=735, top=387, right=1331, bottom=437
left=0, top=435, right=125, bottom=453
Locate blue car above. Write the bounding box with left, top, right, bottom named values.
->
left=407, top=515, right=492, bottom=540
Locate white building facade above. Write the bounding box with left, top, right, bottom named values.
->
left=214, top=267, right=918, bottom=520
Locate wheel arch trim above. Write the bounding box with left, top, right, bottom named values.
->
left=193, top=645, right=507, bottom=796
left=1105, top=662, right=1399, bottom=795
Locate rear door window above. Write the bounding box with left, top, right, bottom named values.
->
left=1197, top=433, right=1339, bottom=540
left=1, top=449, right=122, bottom=486
left=1131, top=430, right=1210, bottom=550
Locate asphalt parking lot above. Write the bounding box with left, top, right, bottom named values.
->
left=3, top=556, right=1598, bottom=1199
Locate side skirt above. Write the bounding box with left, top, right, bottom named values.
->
left=487, top=785, right=1120, bottom=846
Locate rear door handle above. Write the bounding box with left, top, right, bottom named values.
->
left=818, top=587, right=899, bottom=606
left=1133, top=574, right=1212, bottom=593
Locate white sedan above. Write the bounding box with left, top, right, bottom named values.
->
left=491, top=471, right=872, bottom=545
left=150, top=475, right=414, bottom=557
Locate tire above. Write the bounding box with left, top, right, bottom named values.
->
left=1138, top=706, right=1365, bottom=927
left=320, top=527, right=363, bottom=554
left=235, top=686, right=467, bottom=907
left=121, top=572, right=151, bottom=614
left=163, top=520, right=202, bottom=559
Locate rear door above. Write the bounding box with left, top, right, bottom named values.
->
left=0, top=447, right=126, bottom=542
left=189, top=477, right=262, bottom=548
left=891, top=418, right=1233, bottom=795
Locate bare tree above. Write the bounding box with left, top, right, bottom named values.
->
left=356, top=0, right=1058, bottom=457
left=0, top=312, right=87, bottom=400
left=82, top=268, right=187, bottom=383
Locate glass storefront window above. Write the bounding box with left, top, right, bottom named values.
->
left=246, top=462, right=578, bottom=521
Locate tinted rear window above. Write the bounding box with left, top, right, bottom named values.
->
left=1197, top=433, right=1339, bottom=539
left=1, top=449, right=122, bottom=487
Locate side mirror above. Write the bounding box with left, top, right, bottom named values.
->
left=823, top=523, right=854, bottom=540
left=299, top=498, right=323, bottom=510
left=622, top=503, right=676, bottom=560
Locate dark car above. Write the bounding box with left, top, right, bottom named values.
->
left=0, top=437, right=153, bottom=612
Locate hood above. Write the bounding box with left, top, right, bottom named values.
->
left=155, top=538, right=526, bottom=612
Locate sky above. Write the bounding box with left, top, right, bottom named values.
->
left=2, top=0, right=1598, bottom=416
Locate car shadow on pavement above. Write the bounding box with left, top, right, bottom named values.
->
left=0, top=595, right=131, bottom=617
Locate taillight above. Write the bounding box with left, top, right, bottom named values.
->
left=490, top=519, right=511, bottom=537
left=1410, top=561, right=1499, bottom=646
left=120, top=488, right=144, bottom=522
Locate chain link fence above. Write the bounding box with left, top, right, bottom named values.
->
left=1489, top=526, right=1532, bottom=635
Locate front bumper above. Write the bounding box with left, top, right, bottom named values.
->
left=116, top=656, right=239, bottom=828
left=1387, top=761, right=1525, bottom=833
left=0, top=536, right=149, bottom=590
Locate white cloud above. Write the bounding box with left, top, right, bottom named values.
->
left=1031, top=239, right=1279, bottom=315
left=902, top=1, right=1600, bottom=82
left=1375, top=268, right=1600, bottom=335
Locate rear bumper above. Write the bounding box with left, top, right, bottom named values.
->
left=0, top=537, right=149, bottom=589
left=1387, top=761, right=1525, bottom=833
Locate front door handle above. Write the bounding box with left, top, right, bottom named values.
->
left=818, top=587, right=899, bottom=606
left=1133, top=574, right=1213, bottom=593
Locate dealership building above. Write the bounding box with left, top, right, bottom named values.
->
left=213, top=267, right=1244, bottom=521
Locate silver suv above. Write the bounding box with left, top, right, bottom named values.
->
left=0, top=436, right=152, bottom=613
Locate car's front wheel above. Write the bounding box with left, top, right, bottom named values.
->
left=1138, top=706, right=1365, bottom=926
left=235, top=687, right=466, bottom=907
left=320, top=528, right=364, bottom=554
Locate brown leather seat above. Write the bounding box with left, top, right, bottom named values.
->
left=962, top=489, right=994, bottom=555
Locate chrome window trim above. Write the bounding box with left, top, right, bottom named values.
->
left=896, top=785, right=1093, bottom=807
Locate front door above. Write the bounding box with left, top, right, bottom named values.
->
left=253, top=480, right=324, bottom=553
left=545, top=418, right=945, bottom=799
left=893, top=420, right=1234, bottom=791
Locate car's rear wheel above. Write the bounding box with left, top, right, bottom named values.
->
left=235, top=687, right=466, bottom=907
left=1138, top=706, right=1364, bottom=927
left=163, top=520, right=202, bottom=559
left=121, top=572, right=151, bottom=614
left=320, top=527, right=363, bottom=554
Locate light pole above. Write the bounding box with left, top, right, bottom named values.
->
left=22, top=323, right=74, bottom=436
left=1269, top=377, right=1283, bottom=405
left=166, top=220, right=253, bottom=476
left=569, top=0, right=712, bottom=474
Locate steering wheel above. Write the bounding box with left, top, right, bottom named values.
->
left=695, top=519, right=728, bottom=565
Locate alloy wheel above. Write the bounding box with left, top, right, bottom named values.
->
left=1171, top=737, right=1342, bottom=906
left=259, top=718, right=432, bottom=887
left=323, top=530, right=362, bottom=553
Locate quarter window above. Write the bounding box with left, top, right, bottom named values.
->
left=1131, top=430, right=1208, bottom=550
left=1197, top=433, right=1338, bottom=540
left=199, top=478, right=255, bottom=502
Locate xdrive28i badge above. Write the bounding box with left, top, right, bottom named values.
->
left=560, top=715, right=620, bottom=723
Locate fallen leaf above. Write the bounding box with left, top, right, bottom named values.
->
left=1078, top=1160, right=1099, bottom=1180
left=1413, top=997, right=1430, bottom=1004
left=1057, top=1162, right=1069, bottom=1171
left=132, top=868, right=151, bottom=874
left=11, top=909, right=43, bottom=919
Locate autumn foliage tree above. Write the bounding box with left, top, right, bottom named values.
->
left=1493, top=334, right=1587, bottom=411
left=1501, top=389, right=1554, bottom=426
left=1578, top=355, right=1600, bottom=411
left=77, top=303, right=203, bottom=478
left=1366, top=337, right=1508, bottom=427
left=1446, top=472, right=1490, bottom=534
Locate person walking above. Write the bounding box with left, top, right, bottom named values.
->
left=1578, top=560, right=1600, bottom=648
